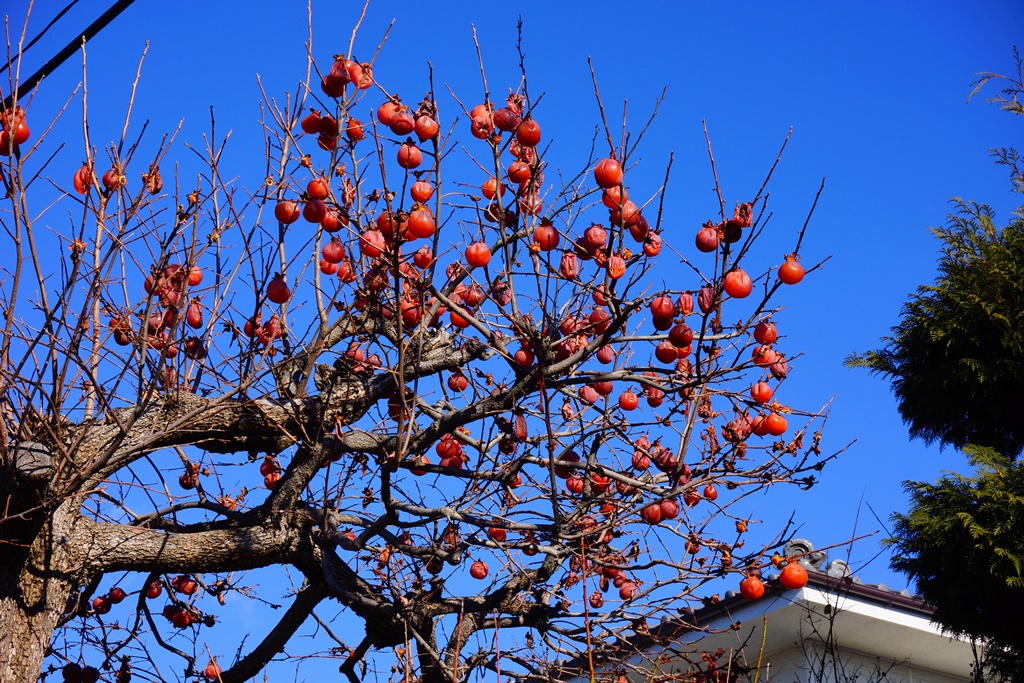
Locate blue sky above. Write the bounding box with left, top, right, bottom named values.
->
left=7, top=0, right=1024, bottom=677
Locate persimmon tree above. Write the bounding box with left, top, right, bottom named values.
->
left=0, top=11, right=833, bottom=683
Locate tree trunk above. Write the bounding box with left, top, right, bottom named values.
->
left=416, top=620, right=451, bottom=683
left=0, top=502, right=86, bottom=683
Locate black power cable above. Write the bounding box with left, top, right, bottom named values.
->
left=0, top=0, right=82, bottom=76
left=2, top=0, right=137, bottom=111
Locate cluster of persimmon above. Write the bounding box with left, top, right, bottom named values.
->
left=587, top=553, right=646, bottom=605
left=746, top=319, right=791, bottom=437
left=0, top=105, right=30, bottom=154
left=500, top=548, right=643, bottom=607
left=313, top=54, right=375, bottom=150
left=178, top=454, right=291, bottom=495
left=259, top=454, right=283, bottom=489
left=69, top=572, right=215, bottom=632
left=288, top=58, right=805, bottom=594
left=129, top=265, right=286, bottom=359
left=81, top=585, right=127, bottom=617
left=540, top=526, right=649, bottom=604
left=71, top=150, right=167, bottom=196
left=275, top=60, right=452, bottom=334
left=59, top=663, right=102, bottom=683
left=155, top=575, right=216, bottom=630
left=71, top=163, right=130, bottom=194
left=281, top=78, right=668, bottom=347
left=738, top=556, right=809, bottom=601
left=397, top=425, right=484, bottom=474
left=342, top=342, right=384, bottom=374
left=694, top=203, right=806, bottom=292
left=527, top=152, right=662, bottom=279
left=468, top=94, right=550, bottom=225
left=106, top=264, right=208, bottom=375
left=465, top=148, right=661, bottom=374
left=432, top=432, right=469, bottom=470
left=625, top=436, right=716, bottom=526
left=285, top=69, right=441, bottom=296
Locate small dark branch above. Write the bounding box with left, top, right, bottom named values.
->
left=752, top=127, right=792, bottom=206
left=220, top=583, right=327, bottom=683
left=703, top=120, right=726, bottom=221
left=792, top=177, right=826, bottom=259
left=141, top=595, right=195, bottom=674
left=652, top=151, right=674, bottom=233
left=340, top=637, right=372, bottom=683
left=587, top=57, right=615, bottom=155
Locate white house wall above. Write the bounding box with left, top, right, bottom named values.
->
left=602, top=583, right=973, bottom=682
left=764, top=642, right=971, bottom=683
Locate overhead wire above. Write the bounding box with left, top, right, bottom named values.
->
left=2, top=0, right=137, bottom=110
left=0, top=0, right=83, bottom=76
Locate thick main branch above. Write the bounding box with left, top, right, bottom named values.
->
left=79, top=514, right=319, bottom=576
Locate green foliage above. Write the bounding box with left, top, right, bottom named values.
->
left=968, top=45, right=1024, bottom=118
left=844, top=202, right=1024, bottom=456
left=854, top=48, right=1024, bottom=679
left=846, top=48, right=1024, bottom=457
left=887, top=449, right=1024, bottom=676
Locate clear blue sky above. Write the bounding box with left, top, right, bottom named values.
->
left=7, top=0, right=1023, bottom=677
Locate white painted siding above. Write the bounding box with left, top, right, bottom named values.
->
left=762, top=643, right=971, bottom=683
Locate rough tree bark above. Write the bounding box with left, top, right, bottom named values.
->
left=0, top=329, right=498, bottom=683
left=0, top=503, right=85, bottom=683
